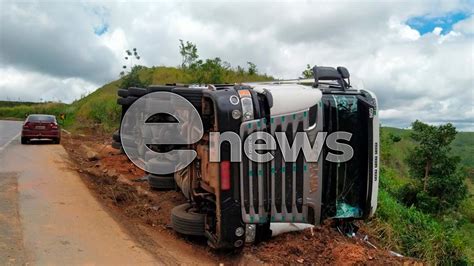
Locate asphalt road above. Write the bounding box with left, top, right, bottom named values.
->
left=0, top=120, right=22, bottom=150
left=0, top=120, right=156, bottom=265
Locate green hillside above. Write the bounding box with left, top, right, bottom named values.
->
left=377, top=127, right=474, bottom=263
left=383, top=127, right=474, bottom=177
left=1, top=65, right=472, bottom=263
left=452, top=132, right=474, bottom=175
left=0, top=66, right=273, bottom=131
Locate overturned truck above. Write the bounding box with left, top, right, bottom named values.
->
left=112, top=65, right=380, bottom=250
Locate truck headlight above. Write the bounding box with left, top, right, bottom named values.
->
left=239, top=90, right=254, bottom=121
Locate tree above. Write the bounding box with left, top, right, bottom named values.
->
left=389, top=133, right=401, bottom=143
left=176, top=40, right=266, bottom=83
left=119, top=48, right=150, bottom=88
left=247, top=61, right=258, bottom=75
left=403, top=120, right=467, bottom=213
left=236, top=65, right=245, bottom=75
left=190, top=57, right=228, bottom=84
left=301, top=64, right=313, bottom=79
left=121, top=65, right=151, bottom=89
left=408, top=121, right=457, bottom=191
left=121, top=48, right=141, bottom=76
left=179, top=40, right=198, bottom=68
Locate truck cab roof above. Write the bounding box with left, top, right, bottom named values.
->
left=250, top=83, right=322, bottom=116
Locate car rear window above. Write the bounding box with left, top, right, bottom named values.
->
left=27, top=115, right=55, bottom=122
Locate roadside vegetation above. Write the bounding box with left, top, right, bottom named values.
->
left=0, top=102, right=76, bottom=127
left=0, top=41, right=272, bottom=132
left=0, top=100, right=43, bottom=107
left=0, top=41, right=472, bottom=264
left=368, top=123, right=473, bottom=264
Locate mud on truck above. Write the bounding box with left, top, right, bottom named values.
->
left=112, top=65, right=380, bottom=251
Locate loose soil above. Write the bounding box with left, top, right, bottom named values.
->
left=62, top=132, right=422, bottom=265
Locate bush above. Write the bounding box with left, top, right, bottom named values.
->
left=0, top=102, right=76, bottom=127
left=399, top=182, right=420, bottom=207
left=76, top=96, right=120, bottom=132
left=369, top=190, right=467, bottom=264
left=405, top=121, right=467, bottom=213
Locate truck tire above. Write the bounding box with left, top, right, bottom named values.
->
left=171, top=203, right=205, bottom=236
left=146, top=158, right=175, bottom=173
left=112, top=130, right=121, bottom=142
left=117, top=96, right=138, bottom=106
left=147, top=85, right=174, bottom=93
left=148, top=174, right=175, bottom=190
left=128, top=87, right=147, bottom=97
left=21, top=137, right=28, bottom=144
left=144, top=150, right=156, bottom=162
left=117, top=89, right=129, bottom=98
left=120, top=135, right=137, bottom=147
left=111, top=141, right=122, bottom=150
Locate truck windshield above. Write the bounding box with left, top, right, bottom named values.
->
left=322, top=94, right=370, bottom=219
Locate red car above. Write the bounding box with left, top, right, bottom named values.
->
left=21, top=114, right=61, bottom=144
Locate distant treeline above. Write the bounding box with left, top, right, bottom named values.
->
left=0, top=100, right=44, bottom=108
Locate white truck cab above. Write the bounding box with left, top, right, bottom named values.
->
left=115, top=65, right=380, bottom=251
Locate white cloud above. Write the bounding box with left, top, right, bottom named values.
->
left=0, top=1, right=472, bottom=130
left=0, top=67, right=97, bottom=103
left=453, top=14, right=474, bottom=34
left=388, top=18, right=421, bottom=41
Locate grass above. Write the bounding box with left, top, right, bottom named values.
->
left=383, top=127, right=474, bottom=176
left=1, top=66, right=473, bottom=264
left=461, top=222, right=474, bottom=260
left=380, top=127, right=414, bottom=179
left=368, top=187, right=467, bottom=264
left=452, top=132, right=474, bottom=178
left=0, top=102, right=77, bottom=127
left=0, top=66, right=273, bottom=133
left=372, top=127, right=474, bottom=264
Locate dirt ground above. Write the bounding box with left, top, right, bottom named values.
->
left=62, top=132, right=422, bottom=265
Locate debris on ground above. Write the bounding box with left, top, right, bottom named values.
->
left=62, top=133, right=422, bottom=265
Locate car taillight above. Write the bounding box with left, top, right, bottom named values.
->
left=23, top=122, right=30, bottom=129
left=220, top=160, right=231, bottom=191
left=51, top=123, right=58, bottom=129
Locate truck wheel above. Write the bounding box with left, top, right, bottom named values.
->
left=117, top=96, right=138, bottom=106
left=147, top=85, right=174, bottom=93
left=54, top=138, right=61, bottom=144
left=148, top=174, right=175, bottom=190
left=111, top=141, right=122, bottom=150
left=146, top=158, right=175, bottom=173
left=128, top=87, right=147, bottom=97
left=171, top=203, right=205, bottom=236
left=21, top=137, right=28, bottom=144
left=117, top=89, right=129, bottom=98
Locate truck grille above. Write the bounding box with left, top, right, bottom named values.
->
left=240, top=110, right=320, bottom=224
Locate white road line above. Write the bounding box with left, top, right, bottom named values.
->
left=0, top=132, right=20, bottom=151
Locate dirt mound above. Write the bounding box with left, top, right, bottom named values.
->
left=62, top=134, right=187, bottom=228
left=250, top=224, right=416, bottom=265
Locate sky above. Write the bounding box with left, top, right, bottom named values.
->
left=0, top=0, right=473, bottom=130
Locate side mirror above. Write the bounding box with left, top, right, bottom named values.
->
left=312, top=65, right=351, bottom=90
left=337, top=66, right=350, bottom=79
left=337, top=66, right=350, bottom=87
